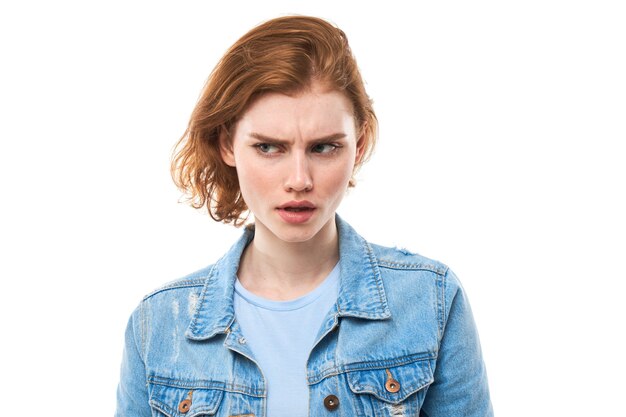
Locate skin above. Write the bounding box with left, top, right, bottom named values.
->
left=220, top=81, right=365, bottom=300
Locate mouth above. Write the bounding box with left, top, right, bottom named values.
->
left=277, top=201, right=316, bottom=211
left=282, top=207, right=314, bottom=212
left=276, top=201, right=317, bottom=223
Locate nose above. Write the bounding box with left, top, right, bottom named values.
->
left=284, top=152, right=313, bottom=192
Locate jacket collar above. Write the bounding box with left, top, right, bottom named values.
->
left=185, top=214, right=391, bottom=341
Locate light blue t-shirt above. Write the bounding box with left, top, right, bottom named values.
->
left=233, top=263, right=340, bottom=417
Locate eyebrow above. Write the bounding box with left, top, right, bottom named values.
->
left=249, top=132, right=347, bottom=143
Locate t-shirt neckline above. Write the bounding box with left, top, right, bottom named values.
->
left=234, top=262, right=340, bottom=311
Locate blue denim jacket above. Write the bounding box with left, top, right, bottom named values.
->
left=116, top=216, right=493, bottom=416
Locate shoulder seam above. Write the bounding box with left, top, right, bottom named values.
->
left=142, top=279, right=206, bottom=301
left=438, top=271, right=446, bottom=340
left=377, top=260, right=448, bottom=276
left=140, top=299, right=146, bottom=361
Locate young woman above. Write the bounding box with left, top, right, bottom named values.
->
left=116, top=15, right=493, bottom=417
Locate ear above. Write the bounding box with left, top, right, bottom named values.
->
left=219, top=127, right=236, bottom=167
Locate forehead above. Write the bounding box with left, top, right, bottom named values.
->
left=235, top=86, right=356, bottom=138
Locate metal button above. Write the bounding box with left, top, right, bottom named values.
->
left=384, top=369, right=401, bottom=393
left=179, top=390, right=193, bottom=413
left=385, top=378, right=401, bottom=393
left=324, top=394, right=340, bottom=411
left=178, top=399, right=192, bottom=413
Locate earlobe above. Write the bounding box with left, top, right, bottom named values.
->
left=219, top=128, right=236, bottom=167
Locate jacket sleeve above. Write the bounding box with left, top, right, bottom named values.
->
left=420, top=269, right=494, bottom=417
left=115, top=304, right=152, bottom=417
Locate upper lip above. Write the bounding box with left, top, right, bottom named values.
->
left=277, top=200, right=316, bottom=209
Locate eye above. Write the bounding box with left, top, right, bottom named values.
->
left=311, top=143, right=338, bottom=154
left=254, top=143, right=280, bottom=154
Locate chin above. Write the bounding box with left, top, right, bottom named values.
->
left=274, top=227, right=320, bottom=244
left=254, top=212, right=334, bottom=244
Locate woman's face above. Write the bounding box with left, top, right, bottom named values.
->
left=221, top=82, right=363, bottom=245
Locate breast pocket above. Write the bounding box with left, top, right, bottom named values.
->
left=347, top=359, right=434, bottom=416
left=148, top=380, right=224, bottom=417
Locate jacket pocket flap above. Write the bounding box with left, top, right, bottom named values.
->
left=148, top=381, right=224, bottom=417
left=347, top=359, right=434, bottom=404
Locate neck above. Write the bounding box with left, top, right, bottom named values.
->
left=237, top=218, right=339, bottom=300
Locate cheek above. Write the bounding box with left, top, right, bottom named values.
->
left=318, top=161, right=355, bottom=195
left=235, top=162, right=276, bottom=201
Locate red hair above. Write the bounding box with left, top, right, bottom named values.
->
left=171, top=15, right=378, bottom=225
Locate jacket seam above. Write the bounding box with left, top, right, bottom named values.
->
left=362, top=239, right=389, bottom=312
left=188, top=262, right=221, bottom=335
left=148, top=377, right=265, bottom=397
left=143, top=280, right=207, bottom=301
left=377, top=261, right=447, bottom=275
left=308, top=353, right=436, bottom=384
left=139, top=300, right=149, bottom=389
left=140, top=300, right=146, bottom=361
left=439, top=270, right=447, bottom=340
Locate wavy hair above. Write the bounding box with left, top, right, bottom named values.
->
left=171, top=15, right=378, bottom=226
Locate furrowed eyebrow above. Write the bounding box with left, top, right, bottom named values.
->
left=249, top=132, right=347, bottom=143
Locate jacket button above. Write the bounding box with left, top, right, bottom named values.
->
left=178, top=399, right=192, bottom=413
left=385, top=378, right=401, bottom=393
left=324, top=394, right=340, bottom=411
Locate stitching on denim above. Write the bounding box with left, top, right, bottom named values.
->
left=344, top=356, right=434, bottom=372
left=362, top=238, right=390, bottom=313
left=332, top=309, right=340, bottom=413
left=308, top=354, right=435, bottom=385
left=435, top=272, right=443, bottom=340
left=148, top=376, right=262, bottom=394
left=149, top=397, right=223, bottom=416
left=148, top=401, right=174, bottom=417
left=377, top=261, right=447, bottom=275
left=187, top=262, right=220, bottom=335
left=426, top=359, right=434, bottom=380
left=434, top=274, right=441, bottom=341
left=143, top=280, right=207, bottom=301
left=148, top=376, right=266, bottom=397
left=140, top=301, right=146, bottom=362
left=139, top=302, right=150, bottom=388
left=351, top=379, right=432, bottom=402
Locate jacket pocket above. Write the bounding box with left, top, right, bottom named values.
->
left=347, top=359, right=434, bottom=415
left=148, top=379, right=224, bottom=417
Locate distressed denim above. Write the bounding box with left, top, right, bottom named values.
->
left=116, top=215, right=493, bottom=416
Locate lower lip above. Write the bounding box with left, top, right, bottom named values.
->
left=276, top=208, right=316, bottom=224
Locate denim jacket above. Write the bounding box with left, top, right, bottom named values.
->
left=116, top=216, right=493, bottom=416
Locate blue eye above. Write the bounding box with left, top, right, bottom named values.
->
left=312, top=143, right=337, bottom=154
left=255, top=143, right=280, bottom=154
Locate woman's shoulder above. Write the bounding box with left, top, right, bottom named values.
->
left=369, top=242, right=448, bottom=275
left=339, top=216, right=460, bottom=289
left=124, top=264, right=217, bottom=334
left=141, top=264, right=214, bottom=302
left=367, top=241, right=464, bottom=292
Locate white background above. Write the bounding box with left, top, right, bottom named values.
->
left=1, top=1, right=624, bottom=415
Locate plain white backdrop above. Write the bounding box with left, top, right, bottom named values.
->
left=1, top=1, right=624, bottom=415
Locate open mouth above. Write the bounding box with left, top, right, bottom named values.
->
left=283, top=207, right=314, bottom=212
left=276, top=202, right=316, bottom=223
